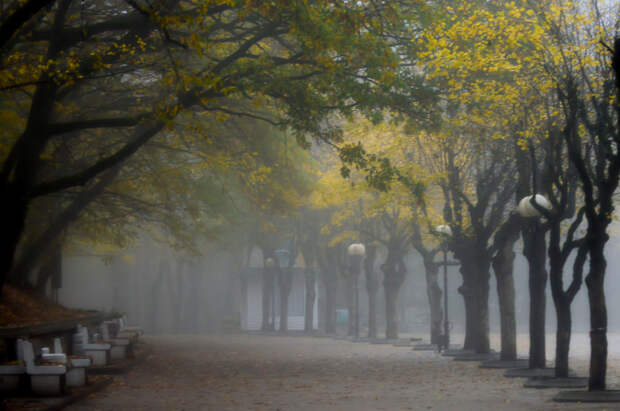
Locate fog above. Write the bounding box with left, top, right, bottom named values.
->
left=55, top=222, right=620, bottom=338
left=3, top=0, right=620, bottom=408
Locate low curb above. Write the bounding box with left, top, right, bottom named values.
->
left=479, top=359, right=529, bottom=369
left=504, top=367, right=575, bottom=378
left=553, top=390, right=620, bottom=403
left=524, top=376, right=588, bottom=389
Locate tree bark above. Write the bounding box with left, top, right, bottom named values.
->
left=455, top=245, right=491, bottom=354
left=346, top=272, right=355, bottom=336
left=491, top=213, right=521, bottom=361
left=548, top=213, right=586, bottom=378
left=278, top=266, right=291, bottom=333
left=587, top=240, right=608, bottom=391
left=304, top=266, right=316, bottom=333
left=422, top=258, right=443, bottom=346
left=324, top=276, right=336, bottom=333
left=317, top=246, right=337, bottom=334
left=261, top=265, right=274, bottom=331
left=0, top=0, right=70, bottom=298
left=493, top=257, right=517, bottom=360
left=522, top=220, right=547, bottom=369
left=35, top=242, right=62, bottom=296
left=384, top=281, right=400, bottom=339
left=554, top=299, right=571, bottom=378
left=365, top=245, right=378, bottom=339
left=10, top=165, right=122, bottom=285
left=381, top=251, right=406, bottom=340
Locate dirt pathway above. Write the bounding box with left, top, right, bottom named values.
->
left=66, top=334, right=617, bottom=411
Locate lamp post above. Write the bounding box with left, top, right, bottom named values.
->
left=348, top=243, right=366, bottom=339
left=517, top=194, right=551, bottom=369
left=435, top=225, right=452, bottom=351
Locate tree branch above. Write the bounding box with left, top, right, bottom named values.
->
left=29, top=120, right=165, bottom=198
left=0, top=0, right=55, bottom=52
left=48, top=115, right=149, bottom=135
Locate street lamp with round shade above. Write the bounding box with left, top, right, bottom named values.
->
left=435, top=224, right=451, bottom=351
left=436, top=225, right=452, bottom=236
left=348, top=243, right=366, bottom=257
left=517, top=194, right=551, bottom=218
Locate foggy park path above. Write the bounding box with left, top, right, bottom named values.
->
left=66, top=334, right=616, bottom=411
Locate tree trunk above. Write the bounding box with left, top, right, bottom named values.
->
left=381, top=252, right=406, bottom=340
left=304, top=267, right=316, bottom=333
left=548, top=218, right=586, bottom=379
left=523, top=220, right=547, bottom=369
left=457, top=252, right=491, bottom=354
left=365, top=245, right=378, bottom=339
left=587, top=240, right=607, bottom=391
left=461, top=287, right=476, bottom=351
left=35, top=243, right=62, bottom=296
left=553, top=299, right=571, bottom=378
left=460, top=284, right=490, bottom=354
left=367, top=287, right=377, bottom=339
left=279, top=267, right=292, bottom=333
left=0, top=0, right=70, bottom=298
left=422, top=259, right=442, bottom=346
left=384, top=282, right=399, bottom=339
left=493, top=258, right=517, bottom=361
left=9, top=165, right=122, bottom=285
left=324, top=277, right=336, bottom=333
left=491, top=214, right=521, bottom=360
left=261, top=267, right=274, bottom=331
left=317, top=248, right=337, bottom=334
left=346, top=274, right=355, bottom=336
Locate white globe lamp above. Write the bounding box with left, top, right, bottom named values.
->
left=517, top=194, right=551, bottom=218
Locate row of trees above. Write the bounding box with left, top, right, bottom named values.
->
left=1, top=0, right=619, bottom=394
left=247, top=0, right=620, bottom=394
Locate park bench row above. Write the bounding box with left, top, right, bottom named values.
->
left=0, top=316, right=143, bottom=396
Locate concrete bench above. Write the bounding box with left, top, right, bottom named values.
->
left=116, top=316, right=143, bottom=340
left=0, top=339, right=26, bottom=394
left=23, top=339, right=67, bottom=396
left=49, top=338, right=91, bottom=387
left=73, top=325, right=111, bottom=366
left=101, top=322, right=131, bottom=360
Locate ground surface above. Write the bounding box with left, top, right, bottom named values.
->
left=0, top=286, right=94, bottom=327
left=66, top=333, right=620, bottom=411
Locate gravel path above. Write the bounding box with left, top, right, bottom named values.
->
left=66, top=334, right=619, bottom=411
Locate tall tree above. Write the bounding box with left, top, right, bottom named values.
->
left=0, top=0, right=434, bottom=297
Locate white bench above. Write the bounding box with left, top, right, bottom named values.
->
left=50, top=338, right=91, bottom=387
left=116, top=315, right=143, bottom=340
left=23, top=340, right=66, bottom=396
left=0, top=339, right=26, bottom=394
left=101, top=322, right=131, bottom=360
left=73, top=325, right=111, bottom=366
